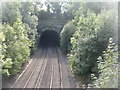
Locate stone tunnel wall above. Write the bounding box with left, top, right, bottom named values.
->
left=37, top=19, right=68, bottom=48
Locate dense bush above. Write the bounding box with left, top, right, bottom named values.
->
left=2, top=19, right=31, bottom=76
left=1, top=2, right=38, bottom=76
left=0, top=29, right=9, bottom=74
left=90, top=38, right=118, bottom=88
left=60, top=21, right=76, bottom=54
left=20, top=2, right=38, bottom=52
left=68, top=9, right=115, bottom=76
left=2, top=2, right=38, bottom=53
left=2, top=2, right=22, bottom=26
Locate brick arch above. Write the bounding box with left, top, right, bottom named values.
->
left=38, top=25, right=62, bottom=34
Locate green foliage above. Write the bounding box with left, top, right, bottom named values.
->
left=2, top=19, right=31, bottom=75
left=2, top=2, right=38, bottom=53
left=20, top=2, right=38, bottom=52
left=2, top=2, right=22, bottom=26
left=68, top=9, right=115, bottom=76
left=0, top=31, right=5, bottom=70
left=91, top=38, right=118, bottom=88
left=1, top=2, right=38, bottom=76
left=0, top=24, right=13, bottom=76
left=60, top=21, right=76, bottom=54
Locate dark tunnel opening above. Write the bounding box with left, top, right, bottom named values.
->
left=39, top=30, right=60, bottom=48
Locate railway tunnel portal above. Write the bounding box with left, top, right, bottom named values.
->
left=39, top=30, right=60, bottom=47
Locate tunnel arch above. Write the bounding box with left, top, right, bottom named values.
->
left=39, top=30, right=60, bottom=47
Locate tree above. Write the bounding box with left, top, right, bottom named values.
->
left=91, top=38, right=118, bottom=88
left=2, top=2, right=22, bottom=26
left=60, top=21, right=76, bottom=54
left=68, top=9, right=115, bottom=76
left=20, top=2, right=38, bottom=52
left=2, top=18, right=31, bottom=75
left=1, top=2, right=36, bottom=76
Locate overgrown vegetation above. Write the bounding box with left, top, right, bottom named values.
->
left=90, top=38, right=118, bottom=88
left=1, top=2, right=38, bottom=76
left=0, top=1, right=118, bottom=88
left=2, top=20, right=31, bottom=75
left=68, top=9, right=115, bottom=75
left=60, top=2, right=118, bottom=88
left=60, top=21, right=76, bottom=54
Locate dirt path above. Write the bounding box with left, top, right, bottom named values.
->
left=2, top=47, right=77, bottom=88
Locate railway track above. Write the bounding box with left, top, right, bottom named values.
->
left=4, top=47, right=77, bottom=88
